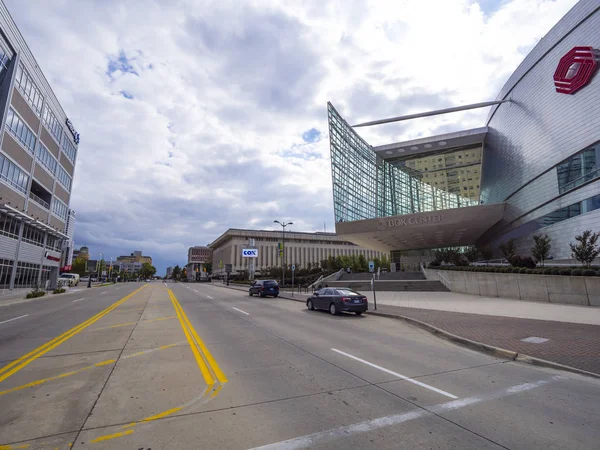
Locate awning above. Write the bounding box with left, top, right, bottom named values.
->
left=335, top=203, right=506, bottom=252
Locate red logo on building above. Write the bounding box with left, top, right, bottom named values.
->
left=554, top=47, right=599, bottom=94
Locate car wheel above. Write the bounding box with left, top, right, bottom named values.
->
left=259, top=292, right=265, bottom=298
left=307, top=299, right=314, bottom=310
left=249, top=291, right=253, bottom=296
left=274, top=294, right=278, bottom=298
left=329, top=303, right=338, bottom=315
left=355, top=311, right=363, bottom=316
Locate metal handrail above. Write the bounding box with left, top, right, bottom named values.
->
left=437, top=271, right=452, bottom=290
left=0, top=173, right=27, bottom=194
left=29, top=191, right=50, bottom=209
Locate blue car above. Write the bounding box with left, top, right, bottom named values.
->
left=249, top=280, right=279, bottom=298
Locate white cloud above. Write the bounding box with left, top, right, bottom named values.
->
left=5, top=0, right=577, bottom=272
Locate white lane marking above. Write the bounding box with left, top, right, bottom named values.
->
left=250, top=376, right=564, bottom=450
left=101, top=291, right=108, bottom=294
left=232, top=307, right=250, bottom=316
left=332, top=348, right=457, bottom=399
left=0, top=314, right=28, bottom=325
left=194, top=289, right=199, bottom=293
left=163, top=282, right=167, bottom=287
left=72, top=297, right=86, bottom=303
left=206, top=295, right=213, bottom=299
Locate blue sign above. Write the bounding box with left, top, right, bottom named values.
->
left=368, top=261, right=375, bottom=272
left=242, top=248, right=258, bottom=258
left=292, top=264, right=296, bottom=271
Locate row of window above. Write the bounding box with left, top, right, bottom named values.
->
left=0, top=45, right=10, bottom=87
left=534, top=193, right=600, bottom=229
left=42, top=104, right=63, bottom=143
left=14, top=63, right=44, bottom=116
left=61, top=134, right=77, bottom=164
left=36, top=142, right=57, bottom=175
left=52, top=197, right=68, bottom=220
left=0, top=211, right=63, bottom=251
left=557, top=143, right=599, bottom=194
left=6, top=108, right=36, bottom=154
left=56, top=164, right=72, bottom=191
left=0, top=152, right=29, bottom=194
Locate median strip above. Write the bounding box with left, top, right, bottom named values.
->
left=0, top=285, right=147, bottom=384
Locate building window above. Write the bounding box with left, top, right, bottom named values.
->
left=557, top=143, right=600, bottom=194
left=46, top=234, right=61, bottom=252
left=14, top=63, right=44, bottom=116
left=36, top=142, right=57, bottom=175
left=42, top=104, right=63, bottom=143
left=14, top=261, right=41, bottom=289
left=0, top=258, right=14, bottom=289
left=56, top=164, right=72, bottom=191
left=51, top=197, right=68, bottom=220
left=534, top=193, right=600, bottom=228
left=5, top=108, right=36, bottom=154
left=21, top=223, right=44, bottom=246
left=0, top=153, right=29, bottom=194
left=61, top=134, right=77, bottom=164
left=0, top=210, right=21, bottom=239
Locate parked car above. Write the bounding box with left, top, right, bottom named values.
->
left=249, top=280, right=280, bottom=297
left=306, top=287, right=368, bottom=316
left=58, top=273, right=79, bottom=287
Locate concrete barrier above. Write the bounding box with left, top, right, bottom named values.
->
left=423, top=269, right=599, bottom=307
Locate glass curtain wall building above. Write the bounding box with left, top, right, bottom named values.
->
left=328, top=102, right=477, bottom=224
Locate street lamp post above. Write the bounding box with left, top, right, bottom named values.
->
left=99, top=253, right=104, bottom=282
left=274, top=220, right=293, bottom=288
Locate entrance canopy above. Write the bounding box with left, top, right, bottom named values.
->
left=335, top=203, right=506, bottom=252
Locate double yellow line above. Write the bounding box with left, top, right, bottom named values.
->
left=0, top=285, right=147, bottom=384
left=169, top=290, right=227, bottom=386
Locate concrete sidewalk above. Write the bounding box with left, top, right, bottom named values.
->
left=373, top=291, right=600, bottom=325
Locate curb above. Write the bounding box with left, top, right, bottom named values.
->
left=209, top=283, right=600, bottom=379
left=366, top=310, right=600, bottom=380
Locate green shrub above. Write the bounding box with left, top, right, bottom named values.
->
left=559, top=269, right=571, bottom=276
left=52, top=287, right=66, bottom=294
left=543, top=268, right=553, bottom=275
left=582, top=269, right=598, bottom=277
left=519, top=268, right=528, bottom=274
left=526, top=269, right=535, bottom=274
left=551, top=268, right=561, bottom=275
left=512, top=267, right=521, bottom=273
left=25, top=290, right=45, bottom=299
left=571, top=269, right=582, bottom=276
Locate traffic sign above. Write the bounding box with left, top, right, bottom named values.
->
left=368, top=260, right=375, bottom=272
left=292, top=264, right=295, bottom=271
left=219, top=260, right=223, bottom=268
left=225, top=264, right=232, bottom=273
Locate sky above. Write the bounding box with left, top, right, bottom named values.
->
left=6, top=0, right=578, bottom=274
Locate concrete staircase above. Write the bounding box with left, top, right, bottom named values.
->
left=338, top=271, right=426, bottom=281
left=330, top=271, right=448, bottom=292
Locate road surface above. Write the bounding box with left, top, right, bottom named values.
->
left=0, top=282, right=599, bottom=449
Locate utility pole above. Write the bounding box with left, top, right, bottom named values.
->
left=274, top=220, right=293, bottom=287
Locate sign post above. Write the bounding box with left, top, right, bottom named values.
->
left=225, top=264, right=232, bottom=286
left=291, top=264, right=295, bottom=297
left=371, top=273, right=377, bottom=311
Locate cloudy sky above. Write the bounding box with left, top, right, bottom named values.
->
left=7, top=0, right=577, bottom=273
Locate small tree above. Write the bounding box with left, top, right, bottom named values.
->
left=531, top=234, right=551, bottom=267
left=570, top=230, right=600, bottom=268
left=171, top=265, right=181, bottom=281
left=499, top=239, right=517, bottom=260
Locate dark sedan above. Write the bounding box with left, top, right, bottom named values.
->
left=306, top=287, right=368, bottom=315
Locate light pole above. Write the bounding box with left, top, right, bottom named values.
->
left=274, top=220, right=293, bottom=288
left=99, top=253, right=104, bottom=282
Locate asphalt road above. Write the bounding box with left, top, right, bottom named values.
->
left=0, top=281, right=599, bottom=449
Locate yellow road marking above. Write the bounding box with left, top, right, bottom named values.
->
left=0, top=343, right=176, bottom=396
left=90, top=429, right=133, bottom=443
left=169, top=290, right=227, bottom=384
left=170, top=291, right=215, bottom=385
left=122, top=406, right=183, bottom=429
left=0, top=445, right=29, bottom=449
left=0, top=285, right=147, bottom=384
left=89, top=315, right=177, bottom=332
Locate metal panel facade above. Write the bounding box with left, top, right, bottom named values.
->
left=480, top=1, right=600, bottom=260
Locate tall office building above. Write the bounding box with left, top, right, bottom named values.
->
left=61, top=209, right=75, bottom=270
left=0, top=1, right=79, bottom=289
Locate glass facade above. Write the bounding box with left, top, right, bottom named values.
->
left=557, top=142, right=600, bottom=194
left=328, top=102, right=477, bottom=223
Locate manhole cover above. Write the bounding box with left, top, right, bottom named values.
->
left=520, top=336, right=549, bottom=344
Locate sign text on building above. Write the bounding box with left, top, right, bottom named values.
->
left=377, top=214, right=443, bottom=231
left=242, top=248, right=258, bottom=258
left=65, top=118, right=80, bottom=145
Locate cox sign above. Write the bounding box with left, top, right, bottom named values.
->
left=242, top=248, right=258, bottom=258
